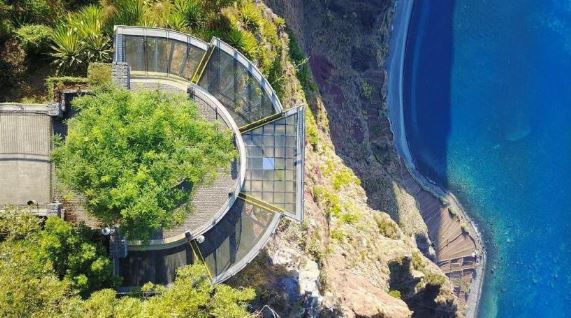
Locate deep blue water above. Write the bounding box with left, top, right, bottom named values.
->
left=403, top=1, right=571, bottom=317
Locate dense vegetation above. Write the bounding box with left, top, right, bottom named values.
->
left=1, top=1, right=286, bottom=315
left=0, top=208, right=255, bottom=317
left=0, top=0, right=285, bottom=101
left=52, top=88, right=236, bottom=239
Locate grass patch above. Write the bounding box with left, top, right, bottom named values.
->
left=46, top=76, right=89, bottom=100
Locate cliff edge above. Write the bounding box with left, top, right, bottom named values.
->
left=225, top=1, right=463, bottom=317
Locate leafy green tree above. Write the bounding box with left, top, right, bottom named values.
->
left=0, top=239, right=78, bottom=318
left=15, top=24, right=53, bottom=56
left=143, top=265, right=255, bottom=318
left=76, top=265, right=255, bottom=318
left=0, top=211, right=253, bottom=317
left=0, top=207, right=40, bottom=241
left=0, top=210, right=81, bottom=317
left=39, top=217, right=117, bottom=297
left=52, top=88, right=236, bottom=239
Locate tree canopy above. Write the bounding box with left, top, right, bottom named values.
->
left=0, top=209, right=115, bottom=316
left=52, top=88, right=236, bottom=239
left=0, top=209, right=255, bottom=318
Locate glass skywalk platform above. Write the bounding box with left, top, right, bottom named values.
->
left=113, top=26, right=305, bottom=286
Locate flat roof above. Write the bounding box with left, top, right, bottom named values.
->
left=0, top=112, right=52, bottom=206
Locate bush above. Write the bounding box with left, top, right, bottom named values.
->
left=340, top=210, right=360, bottom=224
left=87, top=62, right=112, bottom=87
left=9, top=0, right=64, bottom=26
left=51, top=5, right=111, bottom=74
left=332, top=167, right=361, bottom=190
left=52, top=88, right=237, bottom=240
left=312, top=185, right=343, bottom=217
left=389, top=289, right=402, bottom=299
left=374, top=214, right=400, bottom=240
left=0, top=12, right=14, bottom=43
left=39, top=217, right=117, bottom=297
left=15, top=24, right=53, bottom=55
left=424, top=273, right=447, bottom=287
left=411, top=251, right=425, bottom=271
left=361, top=80, right=373, bottom=99
left=0, top=208, right=40, bottom=241
left=330, top=228, right=346, bottom=242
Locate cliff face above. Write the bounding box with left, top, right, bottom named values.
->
left=263, top=0, right=437, bottom=258
left=227, top=1, right=462, bottom=317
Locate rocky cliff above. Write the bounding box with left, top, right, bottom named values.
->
left=227, top=1, right=463, bottom=317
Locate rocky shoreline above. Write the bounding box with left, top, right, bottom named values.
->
left=386, top=1, right=486, bottom=317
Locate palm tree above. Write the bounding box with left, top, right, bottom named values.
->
left=50, top=6, right=111, bottom=74
left=50, top=25, right=84, bottom=73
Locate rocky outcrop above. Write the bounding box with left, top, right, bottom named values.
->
left=228, top=1, right=462, bottom=317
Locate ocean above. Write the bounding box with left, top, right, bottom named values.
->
left=403, top=0, right=571, bottom=317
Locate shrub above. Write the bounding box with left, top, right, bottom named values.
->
left=374, top=214, right=400, bottom=240
left=50, top=25, right=85, bottom=73
left=15, top=24, right=53, bottom=55
left=411, top=251, right=425, bottom=271
left=288, top=32, right=316, bottom=92
left=361, top=80, right=373, bottom=99
left=173, top=0, right=206, bottom=31
left=51, top=5, right=111, bottom=74
left=424, top=273, right=447, bottom=287
left=388, top=289, right=402, bottom=299
left=312, top=185, right=343, bottom=217
left=239, top=1, right=263, bottom=32
left=332, top=167, right=361, bottom=190
left=104, top=0, right=145, bottom=31
left=0, top=38, right=27, bottom=91
left=0, top=10, right=14, bottom=43
left=330, top=228, right=346, bottom=242
left=46, top=76, right=90, bottom=101
left=87, top=62, right=112, bottom=87
left=9, top=0, right=64, bottom=26
left=340, top=210, right=360, bottom=224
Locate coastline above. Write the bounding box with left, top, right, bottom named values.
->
left=386, top=1, right=486, bottom=317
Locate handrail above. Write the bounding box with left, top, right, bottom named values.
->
left=210, top=37, right=283, bottom=113
left=113, top=26, right=283, bottom=118
left=114, top=25, right=209, bottom=51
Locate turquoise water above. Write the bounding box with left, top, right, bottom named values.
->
left=403, top=1, right=571, bottom=317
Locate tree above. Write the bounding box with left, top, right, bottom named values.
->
left=143, top=265, right=255, bottom=317
left=50, top=5, right=111, bottom=74
left=0, top=239, right=78, bottom=318
left=39, top=217, right=117, bottom=297
left=0, top=210, right=83, bottom=317
left=0, top=211, right=254, bottom=317
left=77, top=265, right=255, bottom=318
left=0, top=207, right=40, bottom=241
left=52, top=88, right=236, bottom=240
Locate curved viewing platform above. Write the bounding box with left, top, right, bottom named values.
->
left=110, top=26, right=305, bottom=287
